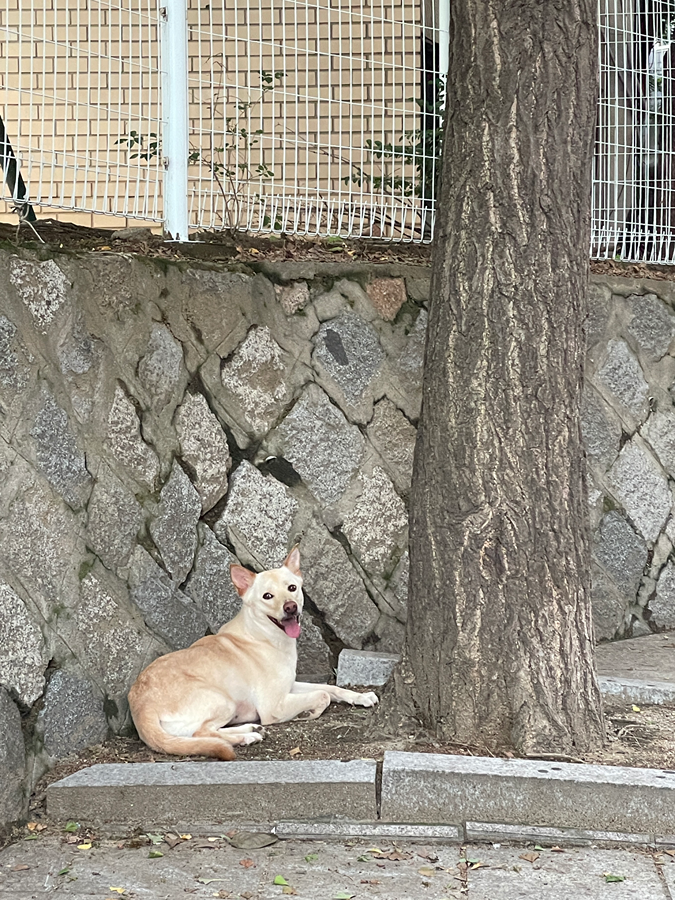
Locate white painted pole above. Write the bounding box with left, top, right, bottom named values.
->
left=438, top=0, right=450, bottom=111
left=160, top=0, right=189, bottom=240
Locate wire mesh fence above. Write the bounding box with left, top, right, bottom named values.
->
left=183, top=0, right=444, bottom=240
left=0, top=0, right=163, bottom=225
left=594, top=0, right=675, bottom=262
left=1, top=0, right=444, bottom=241
left=4, top=0, right=675, bottom=255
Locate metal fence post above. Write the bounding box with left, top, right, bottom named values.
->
left=160, top=0, right=189, bottom=241
left=438, top=0, right=450, bottom=110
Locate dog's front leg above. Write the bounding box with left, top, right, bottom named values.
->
left=259, top=689, right=331, bottom=725
left=292, top=682, right=379, bottom=707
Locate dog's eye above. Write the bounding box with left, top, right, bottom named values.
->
left=263, top=592, right=273, bottom=600
left=288, top=584, right=297, bottom=592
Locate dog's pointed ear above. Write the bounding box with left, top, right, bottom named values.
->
left=230, top=564, right=257, bottom=597
left=283, top=545, right=301, bottom=576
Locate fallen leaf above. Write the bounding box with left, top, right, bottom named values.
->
left=248, top=248, right=260, bottom=255
left=26, top=822, right=37, bottom=831
left=97, top=245, right=112, bottom=251
left=534, top=845, right=545, bottom=851
left=164, top=833, right=182, bottom=849
left=146, top=833, right=164, bottom=845
left=240, top=893, right=253, bottom=899
left=603, top=873, right=625, bottom=883
left=180, top=833, right=193, bottom=840
left=24, top=835, right=39, bottom=841
left=373, top=850, right=411, bottom=861
left=632, top=705, right=641, bottom=713
left=228, top=831, right=277, bottom=850
left=418, top=866, right=436, bottom=876
left=214, top=892, right=232, bottom=899
left=64, top=822, right=79, bottom=833
left=208, top=837, right=219, bottom=842
left=305, top=853, right=319, bottom=863
left=519, top=852, right=540, bottom=864
left=282, top=888, right=297, bottom=895
left=12, top=864, right=29, bottom=871
left=417, top=849, right=439, bottom=862
left=240, top=859, right=255, bottom=869
left=109, top=888, right=126, bottom=894
left=148, top=850, right=163, bottom=859
left=664, top=849, right=675, bottom=858
left=357, top=854, right=371, bottom=862
left=289, top=747, right=301, bottom=757
left=273, top=875, right=289, bottom=885
left=57, top=868, right=70, bottom=876
left=551, top=846, right=565, bottom=853
left=334, top=893, right=355, bottom=900
left=77, top=842, right=92, bottom=850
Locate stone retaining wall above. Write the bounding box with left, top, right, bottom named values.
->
left=0, top=243, right=674, bottom=828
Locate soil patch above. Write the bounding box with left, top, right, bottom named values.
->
left=1, top=219, right=432, bottom=266
left=5, top=219, right=675, bottom=281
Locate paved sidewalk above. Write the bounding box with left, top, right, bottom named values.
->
left=595, top=633, right=675, bottom=683
left=1, top=832, right=673, bottom=899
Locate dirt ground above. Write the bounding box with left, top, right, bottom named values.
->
left=0, top=219, right=433, bottom=266
left=5, top=218, right=675, bottom=283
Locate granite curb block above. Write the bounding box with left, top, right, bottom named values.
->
left=336, top=649, right=400, bottom=687
left=46, top=760, right=377, bottom=831
left=274, top=821, right=463, bottom=840
left=598, top=675, right=675, bottom=706
left=380, top=751, right=675, bottom=836
left=46, top=751, right=675, bottom=844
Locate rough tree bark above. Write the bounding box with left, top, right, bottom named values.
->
left=395, top=0, right=606, bottom=754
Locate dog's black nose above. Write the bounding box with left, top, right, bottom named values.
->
left=283, top=601, right=298, bottom=617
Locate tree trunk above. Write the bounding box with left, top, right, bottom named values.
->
left=396, top=0, right=606, bottom=754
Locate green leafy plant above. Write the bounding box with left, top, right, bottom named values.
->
left=116, top=69, right=284, bottom=230
left=343, top=78, right=445, bottom=203
left=115, top=130, right=160, bottom=161
left=189, top=67, right=284, bottom=228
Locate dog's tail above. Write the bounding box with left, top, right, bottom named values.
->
left=129, top=701, right=236, bottom=761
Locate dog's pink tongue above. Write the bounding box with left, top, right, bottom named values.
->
left=284, top=618, right=301, bottom=639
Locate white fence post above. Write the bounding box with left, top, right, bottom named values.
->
left=160, top=0, right=189, bottom=241
left=438, top=0, right=451, bottom=110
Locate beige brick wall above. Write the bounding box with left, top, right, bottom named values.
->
left=1, top=0, right=430, bottom=237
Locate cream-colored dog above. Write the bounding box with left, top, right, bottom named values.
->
left=128, top=548, right=378, bottom=759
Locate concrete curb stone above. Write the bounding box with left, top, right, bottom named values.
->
left=46, top=759, right=377, bottom=831
left=598, top=675, right=675, bottom=706
left=275, top=821, right=463, bottom=840
left=380, top=750, right=675, bottom=836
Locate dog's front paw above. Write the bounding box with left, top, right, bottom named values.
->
left=241, top=732, right=263, bottom=745
left=356, top=691, right=379, bottom=707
